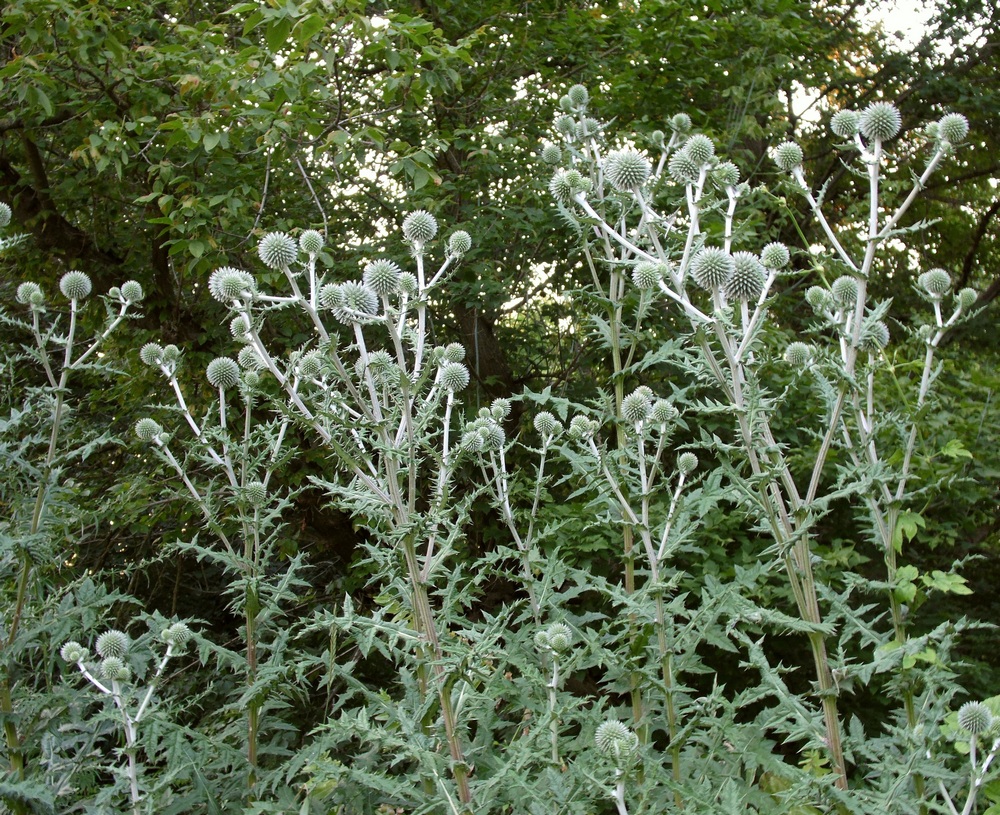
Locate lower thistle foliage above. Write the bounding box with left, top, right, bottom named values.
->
left=0, top=83, right=994, bottom=815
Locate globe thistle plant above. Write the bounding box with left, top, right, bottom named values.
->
left=859, top=102, right=902, bottom=142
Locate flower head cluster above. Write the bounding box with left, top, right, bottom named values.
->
left=534, top=622, right=573, bottom=654
left=461, top=413, right=505, bottom=453
left=533, top=411, right=564, bottom=440
left=595, top=719, right=639, bottom=766
left=209, top=267, right=256, bottom=304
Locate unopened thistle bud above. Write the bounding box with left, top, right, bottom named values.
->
left=243, top=480, right=268, bottom=509
left=784, top=342, right=812, bottom=368
left=448, top=230, right=472, bottom=257
left=861, top=320, right=890, bottom=351
left=622, top=390, right=652, bottom=425
left=363, top=259, right=402, bottom=296
left=605, top=148, right=651, bottom=192
left=685, top=134, right=715, bottom=166
left=96, top=629, right=129, bottom=659
left=442, top=343, right=465, bottom=363
left=805, top=285, right=832, bottom=311
left=667, top=148, right=700, bottom=184
left=957, top=288, right=977, bottom=310
left=760, top=242, right=790, bottom=269
left=669, top=113, right=692, bottom=134
left=545, top=623, right=573, bottom=654
left=650, top=129, right=665, bottom=147
left=208, top=267, right=256, bottom=303
left=299, top=229, right=324, bottom=255
left=491, top=398, right=512, bottom=421
left=402, top=210, right=438, bottom=245
left=650, top=399, right=678, bottom=425
left=831, top=275, right=860, bottom=306
left=135, top=418, right=163, bottom=442
left=60, top=271, right=92, bottom=301
left=555, top=115, right=576, bottom=138
left=60, top=641, right=88, bottom=663
left=678, top=452, right=698, bottom=474
left=568, top=415, right=597, bottom=441
left=139, top=343, right=164, bottom=366
left=120, top=280, right=144, bottom=302
left=238, top=346, right=265, bottom=371
left=160, top=622, right=192, bottom=648
left=258, top=232, right=298, bottom=269
left=440, top=362, right=470, bottom=392
left=162, top=345, right=181, bottom=366
left=690, top=247, right=735, bottom=290
left=711, top=161, right=740, bottom=188
left=534, top=411, right=559, bottom=437
left=938, top=113, right=969, bottom=144
left=632, top=261, right=665, bottom=290
left=0, top=202, right=11, bottom=228
left=206, top=357, right=240, bottom=389
left=230, top=314, right=252, bottom=343
left=576, top=118, right=602, bottom=140
left=541, top=144, right=562, bottom=164
left=859, top=102, right=902, bottom=142
left=595, top=719, right=639, bottom=764
left=773, top=142, right=804, bottom=172
left=296, top=351, right=323, bottom=379
left=566, top=84, right=589, bottom=109
left=16, top=282, right=41, bottom=305
left=918, top=268, right=951, bottom=298
left=100, top=656, right=131, bottom=682
left=830, top=110, right=860, bottom=138
left=725, top=252, right=766, bottom=301
left=958, top=701, right=993, bottom=735
left=550, top=169, right=589, bottom=203
left=398, top=272, right=419, bottom=296
left=330, top=282, right=379, bottom=324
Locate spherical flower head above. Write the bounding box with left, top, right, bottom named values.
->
left=690, top=247, right=735, bottom=290
left=96, top=629, right=130, bottom=659
left=331, top=282, right=379, bottom=324
left=541, top=144, right=562, bottom=164
left=831, top=275, right=860, bottom=306
left=711, top=161, right=740, bottom=189
left=238, top=346, right=265, bottom=371
left=60, top=641, right=88, bottom=663
left=402, top=210, right=438, bottom=245
left=670, top=113, right=692, bottom=134
left=566, top=84, right=589, bottom=109
left=595, top=719, right=639, bottom=764
left=577, top=118, right=602, bottom=140
left=162, top=345, right=181, bottom=366
left=545, top=622, right=573, bottom=654
left=208, top=267, right=256, bottom=303
left=318, top=283, right=341, bottom=310
left=160, top=622, right=192, bottom=649
left=550, top=169, right=589, bottom=203
left=918, top=268, right=951, bottom=297
left=0, top=202, right=11, bottom=228
left=861, top=320, right=890, bottom=351
left=100, top=656, right=131, bottom=682
left=678, top=452, right=698, bottom=475
left=938, top=113, right=969, bottom=144
left=761, top=242, right=790, bottom=269
left=448, top=230, right=472, bottom=257
left=491, top=398, right=512, bottom=421
left=957, top=287, right=977, bottom=310
left=244, top=480, right=268, bottom=509
left=207, top=357, right=240, bottom=389
left=830, top=110, right=860, bottom=138
left=632, top=261, right=665, bottom=289
left=534, top=629, right=551, bottom=651
left=120, top=280, right=143, bottom=302
left=135, top=418, right=163, bottom=442
left=667, top=148, right=700, bottom=185
left=363, top=259, right=402, bottom=296
left=60, top=271, right=92, bottom=301
left=685, top=134, right=715, bottom=166
left=139, top=342, right=164, bottom=368
left=568, top=414, right=597, bottom=441
left=299, top=229, right=324, bottom=255
left=440, top=361, right=470, bottom=392
left=398, top=272, right=419, bottom=296
left=959, top=701, right=993, bottom=735
left=460, top=426, right=486, bottom=454
left=622, top=389, right=652, bottom=425
left=555, top=115, right=576, bottom=138
left=442, top=342, right=465, bottom=363
left=784, top=341, right=813, bottom=368
left=534, top=411, right=559, bottom=437
left=296, top=351, right=323, bottom=379
left=650, top=129, right=665, bottom=147
left=859, top=102, right=902, bottom=142
left=605, top=148, right=651, bottom=192
left=15, top=282, right=42, bottom=305
left=230, top=314, right=252, bottom=344
left=478, top=419, right=505, bottom=450
left=805, top=285, right=832, bottom=311
left=725, top=252, right=766, bottom=301
left=773, top=141, right=804, bottom=172
left=650, top=399, right=678, bottom=425
left=258, top=232, right=298, bottom=269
